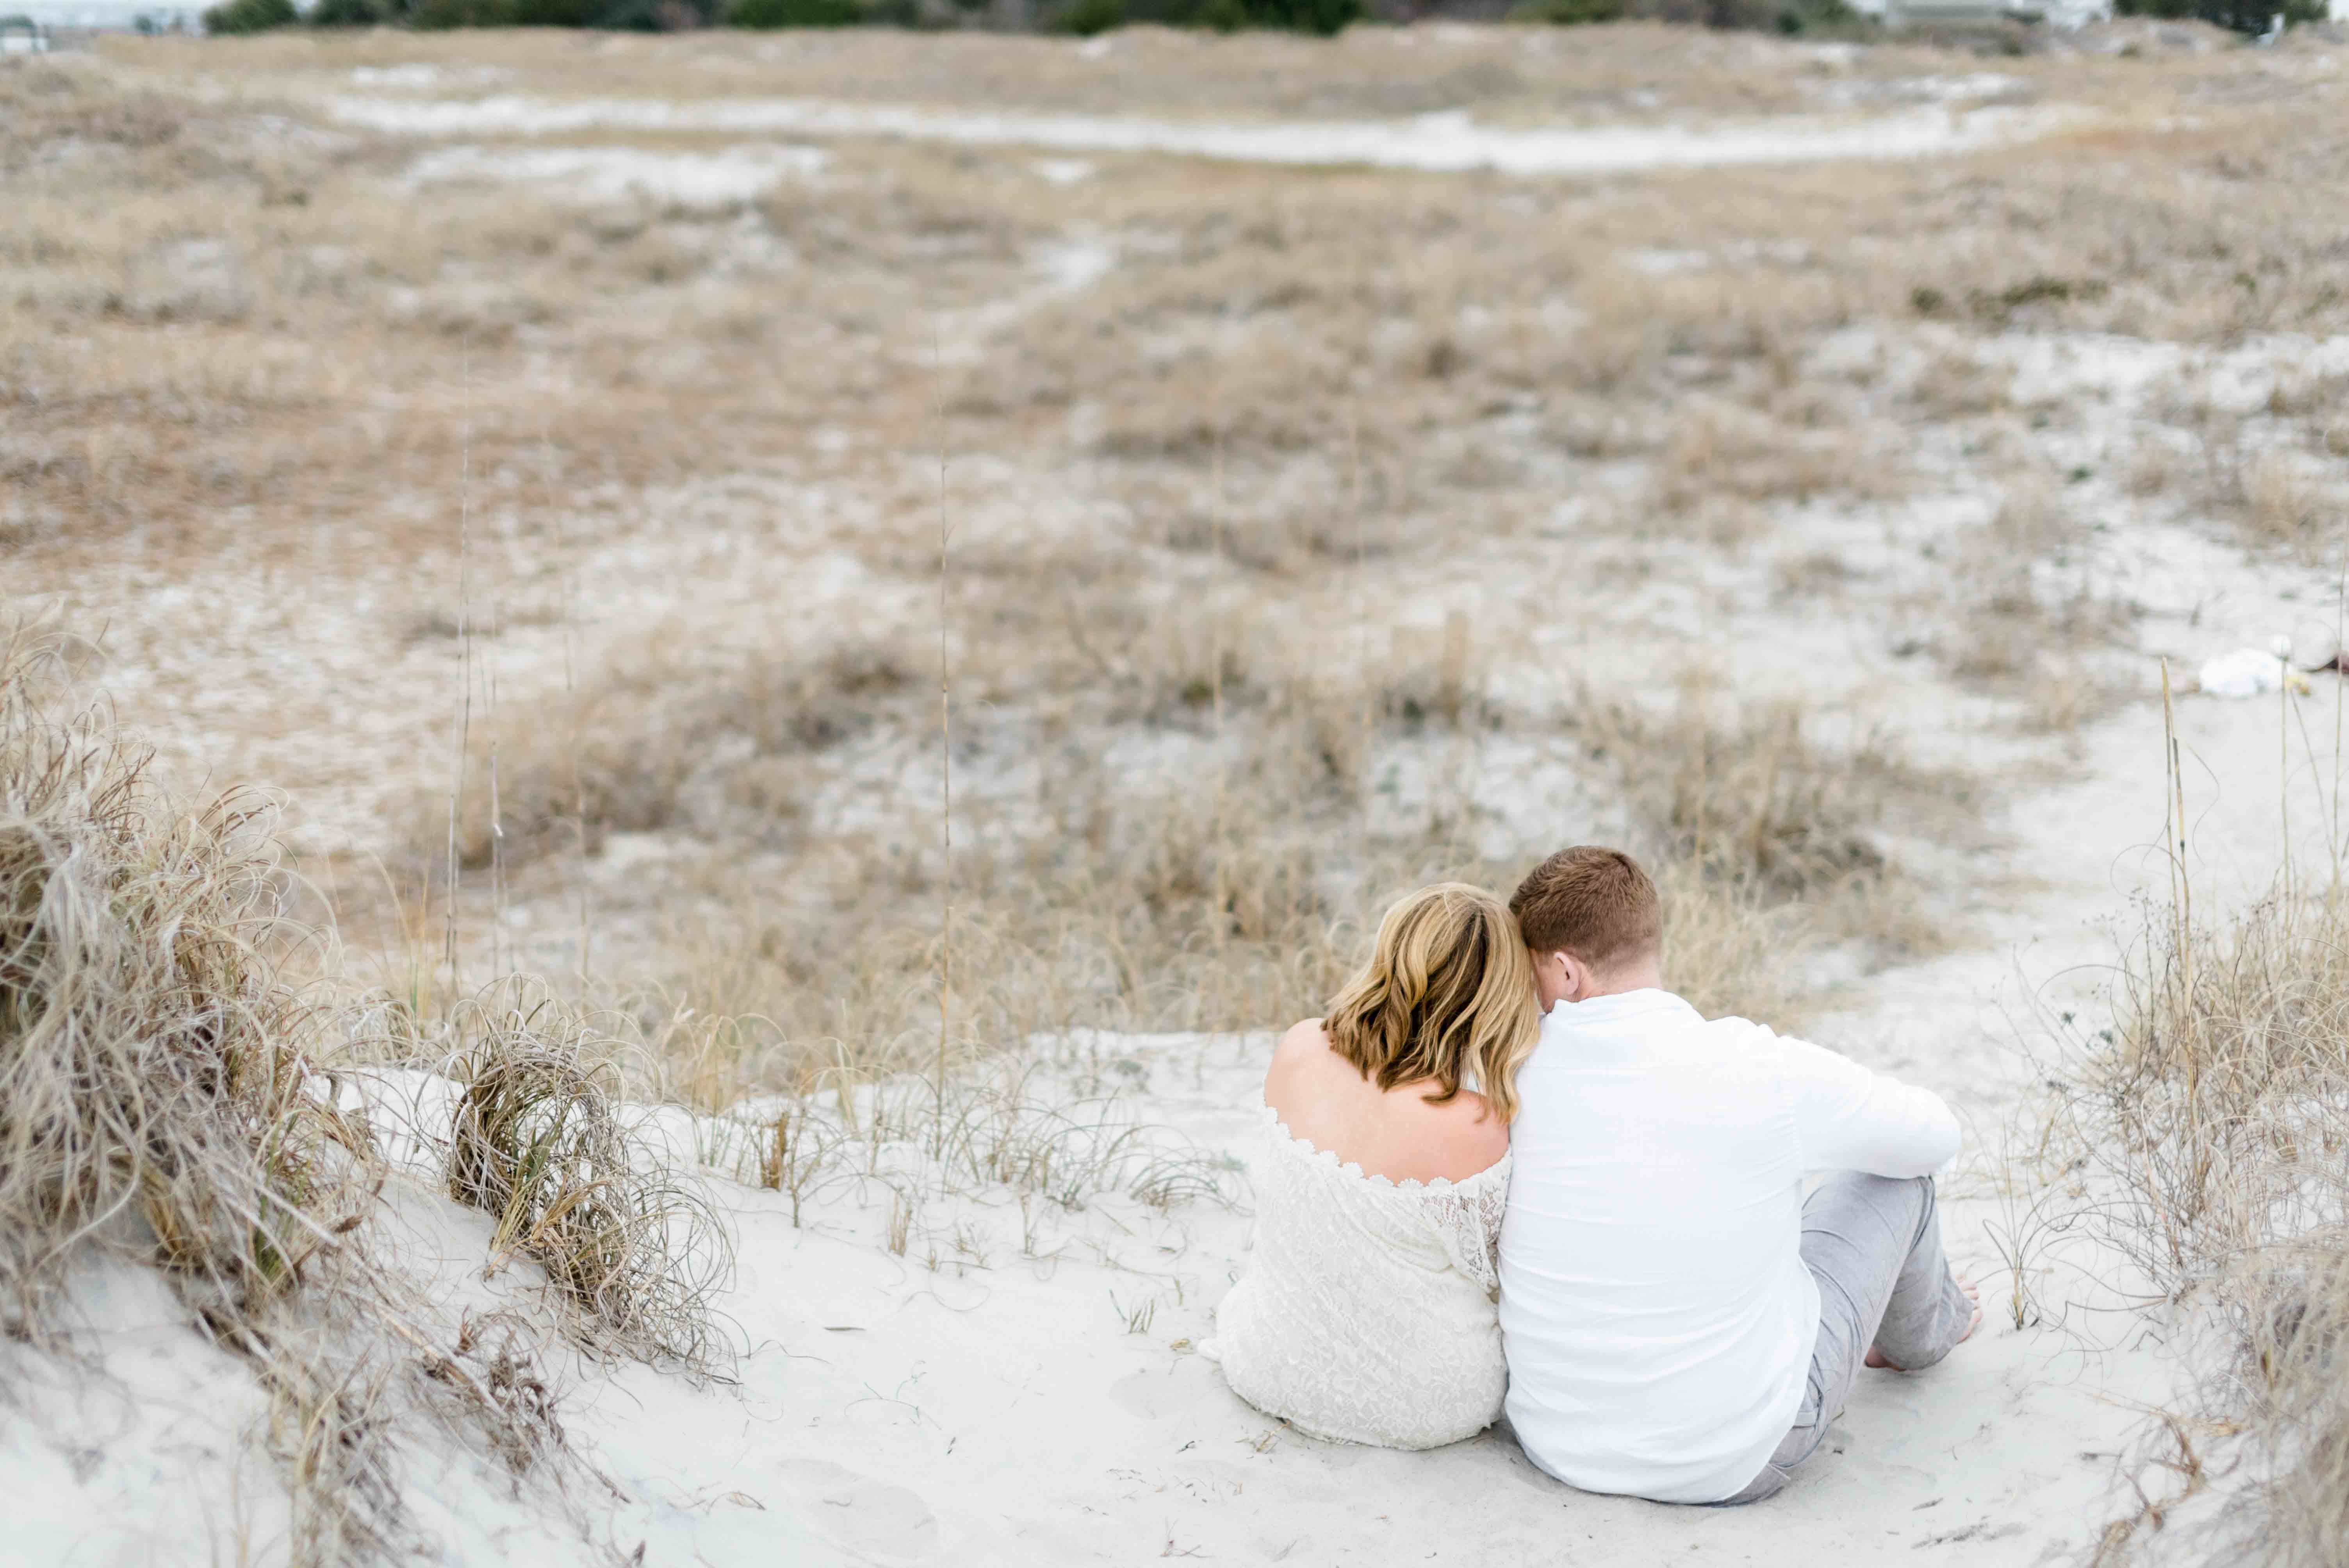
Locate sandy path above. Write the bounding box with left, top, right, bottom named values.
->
left=636, top=1033, right=2148, bottom=1567
left=329, top=93, right=2067, bottom=176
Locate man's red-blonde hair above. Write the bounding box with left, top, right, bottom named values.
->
left=1508, top=846, right=1661, bottom=974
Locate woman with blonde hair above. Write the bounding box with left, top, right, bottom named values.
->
left=1201, top=882, right=1542, bottom=1449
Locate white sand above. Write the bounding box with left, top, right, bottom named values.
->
left=0, top=1036, right=2158, bottom=1568
left=331, top=93, right=2073, bottom=177
left=405, top=143, right=829, bottom=206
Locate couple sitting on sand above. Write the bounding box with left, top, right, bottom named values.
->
left=1200, top=846, right=1980, bottom=1506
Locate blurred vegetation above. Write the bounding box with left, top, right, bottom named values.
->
left=199, top=0, right=295, bottom=31
left=203, top=0, right=1951, bottom=38
left=1508, top=0, right=1861, bottom=35
left=724, top=0, right=866, bottom=25
left=2116, top=0, right=2324, bottom=35
left=204, top=0, right=2331, bottom=37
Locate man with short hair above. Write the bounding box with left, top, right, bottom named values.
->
left=1498, top=845, right=1979, bottom=1506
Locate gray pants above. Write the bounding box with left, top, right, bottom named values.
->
left=1716, top=1172, right=1973, bottom=1506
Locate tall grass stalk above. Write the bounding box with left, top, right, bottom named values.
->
left=1348, top=401, right=1368, bottom=876
left=1210, top=390, right=1229, bottom=984
left=932, top=324, right=954, bottom=1165
left=545, top=410, right=592, bottom=984
left=444, top=343, right=476, bottom=989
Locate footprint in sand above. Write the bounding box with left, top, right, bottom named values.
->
left=1109, top=1365, right=1216, bottom=1421
left=776, top=1459, right=940, bottom=1561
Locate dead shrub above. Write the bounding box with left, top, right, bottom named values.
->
left=2241, top=453, right=2340, bottom=554
left=428, top=633, right=923, bottom=872
left=2127, top=436, right=2194, bottom=500
left=1939, top=481, right=2133, bottom=726
left=0, top=620, right=612, bottom=1563
left=1640, top=400, right=1889, bottom=536
left=2238, top=1243, right=2349, bottom=1567
left=1377, top=611, right=1488, bottom=733
left=2026, top=755, right=2349, bottom=1565
left=1653, top=859, right=1809, bottom=1028
left=1568, top=682, right=1958, bottom=961
left=1092, top=374, right=1332, bottom=463
left=1905, top=347, right=2013, bottom=421
left=1770, top=548, right=1856, bottom=604
left=435, top=985, right=733, bottom=1370
left=0, top=621, right=371, bottom=1339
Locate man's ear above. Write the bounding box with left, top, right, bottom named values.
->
left=1552, top=950, right=1587, bottom=1003
left=1563, top=949, right=1618, bottom=1002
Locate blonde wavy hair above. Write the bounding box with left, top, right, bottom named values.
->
left=1322, top=882, right=1542, bottom=1123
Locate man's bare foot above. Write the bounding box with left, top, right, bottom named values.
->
left=1864, top=1274, right=1982, bottom=1370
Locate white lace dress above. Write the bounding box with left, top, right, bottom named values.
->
left=1201, top=1105, right=1511, bottom=1449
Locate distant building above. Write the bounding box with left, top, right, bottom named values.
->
left=1849, top=0, right=2114, bottom=24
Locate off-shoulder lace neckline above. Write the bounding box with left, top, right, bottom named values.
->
left=1261, top=1103, right=1511, bottom=1194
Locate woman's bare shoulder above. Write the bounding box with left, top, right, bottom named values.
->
left=1427, top=1089, right=1510, bottom=1180
left=1264, top=1019, right=1331, bottom=1105
left=1274, top=1017, right=1329, bottom=1057
left=1362, top=1085, right=1508, bottom=1186
left=1267, top=1018, right=1334, bottom=1079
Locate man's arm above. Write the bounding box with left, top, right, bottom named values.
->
left=1757, top=1028, right=1960, bottom=1177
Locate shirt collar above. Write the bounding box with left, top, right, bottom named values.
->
left=1543, top=987, right=1699, bottom=1026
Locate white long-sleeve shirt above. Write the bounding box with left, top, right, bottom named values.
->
left=1497, top=989, right=1960, bottom=1504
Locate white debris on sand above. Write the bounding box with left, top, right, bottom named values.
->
left=2197, top=642, right=2308, bottom=698
left=1036, top=237, right=1115, bottom=293
left=405, top=143, right=829, bottom=207
left=1028, top=157, right=1097, bottom=185
left=350, top=62, right=510, bottom=90
left=1814, top=71, right=2029, bottom=107
left=334, top=94, right=2075, bottom=177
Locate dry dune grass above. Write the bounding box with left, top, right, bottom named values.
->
left=11, top=41, right=2345, bottom=593
left=9, top=40, right=2342, bottom=966
left=0, top=605, right=1230, bottom=1562
left=0, top=620, right=739, bottom=1563
left=431, top=989, right=734, bottom=1367
left=1, top=64, right=1037, bottom=558
left=2141, top=369, right=2349, bottom=560
left=378, top=481, right=1953, bottom=1103
left=1939, top=475, right=2139, bottom=731
left=2050, top=877, right=2349, bottom=1568
left=23, top=34, right=2343, bottom=1107
left=0, top=622, right=472, bottom=1560
left=0, top=623, right=369, bottom=1340
left=1572, top=683, right=1957, bottom=909
left=2014, top=699, right=2349, bottom=1565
